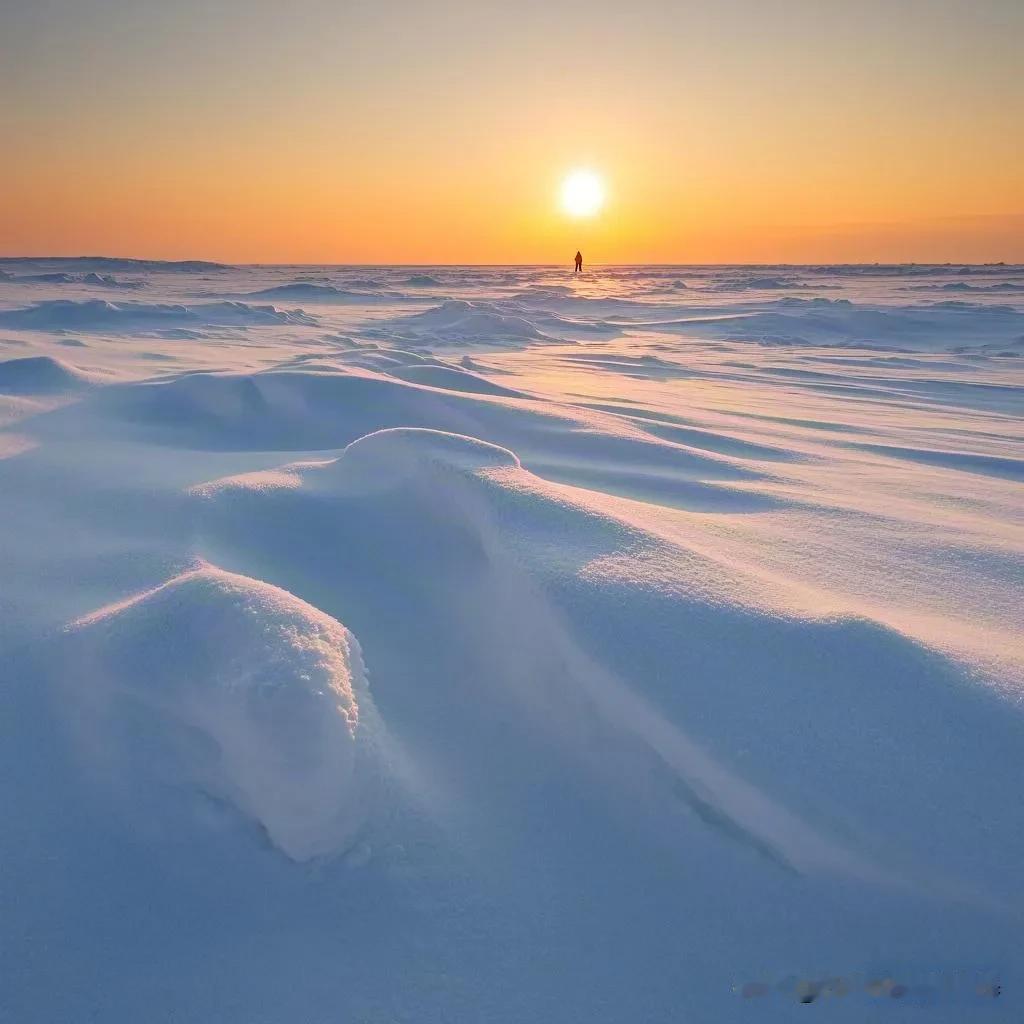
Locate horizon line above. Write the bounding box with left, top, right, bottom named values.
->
left=1, top=256, right=1021, bottom=269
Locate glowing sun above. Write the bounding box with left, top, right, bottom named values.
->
left=560, top=169, right=605, bottom=218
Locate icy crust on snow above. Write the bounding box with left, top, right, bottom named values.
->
left=63, top=564, right=374, bottom=861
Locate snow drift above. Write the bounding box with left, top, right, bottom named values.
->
left=2, top=261, right=1022, bottom=1023
left=190, top=425, right=1024, bottom=896
left=386, top=299, right=548, bottom=345
left=61, top=564, right=375, bottom=861
left=0, top=355, right=97, bottom=394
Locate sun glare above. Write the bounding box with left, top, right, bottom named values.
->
left=560, top=170, right=605, bottom=218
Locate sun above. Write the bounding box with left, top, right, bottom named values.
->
left=560, top=169, right=605, bottom=218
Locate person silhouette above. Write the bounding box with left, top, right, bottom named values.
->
left=574, top=250, right=583, bottom=273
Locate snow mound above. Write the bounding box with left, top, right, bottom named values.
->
left=0, top=355, right=95, bottom=394
left=64, top=565, right=373, bottom=861
left=390, top=299, right=547, bottom=344
left=0, top=299, right=316, bottom=333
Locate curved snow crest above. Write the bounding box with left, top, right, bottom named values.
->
left=329, top=427, right=527, bottom=500
left=65, top=564, right=375, bottom=861
left=193, top=429, right=522, bottom=501
left=337, top=428, right=520, bottom=487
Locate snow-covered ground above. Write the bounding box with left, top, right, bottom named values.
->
left=1, top=258, right=1021, bottom=1021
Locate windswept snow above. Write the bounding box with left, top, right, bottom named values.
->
left=0, top=261, right=1022, bottom=1023
left=383, top=298, right=551, bottom=344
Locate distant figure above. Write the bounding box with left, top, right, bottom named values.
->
left=574, top=250, right=583, bottom=273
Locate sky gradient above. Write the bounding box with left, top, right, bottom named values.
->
left=2, top=0, right=1021, bottom=263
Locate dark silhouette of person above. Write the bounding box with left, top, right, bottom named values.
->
left=574, top=251, right=583, bottom=273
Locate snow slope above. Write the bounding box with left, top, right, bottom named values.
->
left=0, top=262, right=1021, bottom=1022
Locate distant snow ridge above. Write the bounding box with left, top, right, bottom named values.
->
left=81, top=272, right=140, bottom=289
left=932, top=282, right=1024, bottom=293
left=709, top=274, right=805, bottom=291
left=0, top=256, right=228, bottom=273
left=387, top=299, right=547, bottom=345
left=241, top=283, right=394, bottom=303
left=6, top=271, right=141, bottom=289
left=375, top=298, right=619, bottom=347
left=65, top=565, right=375, bottom=861
left=0, top=355, right=96, bottom=394
left=0, top=299, right=316, bottom=332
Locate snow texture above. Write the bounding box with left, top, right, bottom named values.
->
left=0, top=259, right=1021, bottom=1023
left=62, top=564, right=374, bottom=862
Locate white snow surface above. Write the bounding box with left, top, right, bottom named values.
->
left=1, top=259, right=1022, bottom=1021
left=62, top=563, right=372, bottom=862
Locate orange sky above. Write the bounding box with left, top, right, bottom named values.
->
left=2, top=0, right=1021, bottom=263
